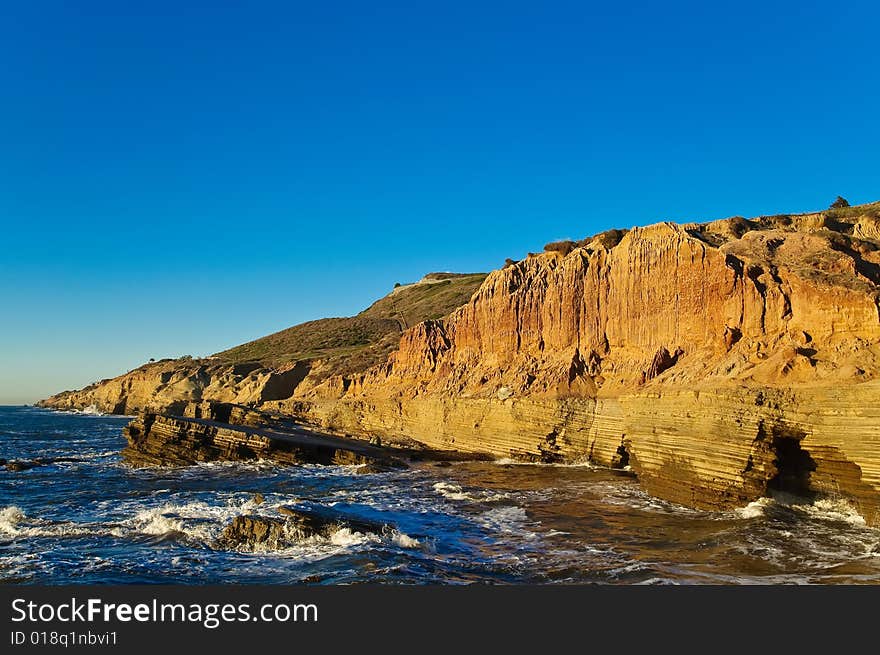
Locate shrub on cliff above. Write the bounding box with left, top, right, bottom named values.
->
left=573, top=228, right=628, bottom=250
left=830, top=196, right=850, bottom=209
left=543, top=240, right=576, bottom=256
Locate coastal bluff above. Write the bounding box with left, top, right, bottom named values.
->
left=40, top=202, right=880, bottom=524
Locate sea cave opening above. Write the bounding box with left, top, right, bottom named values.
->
left=767, top=435, right=817, bottom=499
left=612, top=442, right=630, bottom=469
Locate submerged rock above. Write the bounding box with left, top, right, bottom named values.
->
left=5, top=461, right=35, bottom=472
left=220, top=515, right=289, bottom=549
left=218, top=506, right=390, bottom=550
left=3, top=456, right=83, bottom=472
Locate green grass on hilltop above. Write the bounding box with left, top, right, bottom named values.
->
left=213, top=273, right=487, bottom=372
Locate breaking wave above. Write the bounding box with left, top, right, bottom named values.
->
left=0, top=505, right=101, bottom=539
left=432, top=481, right=511, bottom=503
left=493, top=457, right=598, bottom=468
left=5, top=406, right=880, bottom=584
left=734, top=495, right=869, bottom=526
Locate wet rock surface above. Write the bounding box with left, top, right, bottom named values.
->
left=2, top=456, right=89, bottom=472
left=218, top=506, right=389, bottom=550
left=121, top=403, right=409, bottom=469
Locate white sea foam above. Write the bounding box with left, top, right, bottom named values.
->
left=390, top=531, right=421, bottom=549
left=328, top=527, right=372, bottom=547
left=733, top=495, right=869, bottom=526
left=432, top=481, right=511, bottom=503
left=796, top=498, right=867, bottom=526
left=233, top=520, right=422, bottom=558
left=129, top=508, right=191, bottom=537
left=635, top=577, right=679, bottom=585
left=114, top=497, right=425, bottom=556
left=80, top=405, right=105, bottom=416
left=478, top=506, right=531, bottom=535
left=0, top=505, right=101, bottom=539
left=583, top=480, right=701, bottom=516
left=0, top=506, right=25, bottom=535
left=87, top=491, right=425, bottom=557
left=493, top=457, right=597, bottom=469
left=735, top=497, right=775, bottom=519
left=433, top=482, right=473, bottom=501
left=119, top=497, right=271, bottom=543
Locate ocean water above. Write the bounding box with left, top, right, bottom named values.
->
left=1, top=405, right=879, bottom=584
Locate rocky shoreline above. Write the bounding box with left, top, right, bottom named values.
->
left=38, top=202, right=880, bottom=526
left=120, top=400, right=485, bottom=469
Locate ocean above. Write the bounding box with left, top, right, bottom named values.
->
left=1, top=405, right=878, bottom=584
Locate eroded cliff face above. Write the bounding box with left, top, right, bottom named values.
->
left=283, top=206, right=880, bottom=524
left=40, top=203, right=880, bottom=523
left=39, top=359, right=312, bottom=415
left=341, top=217, right=880, bottom=397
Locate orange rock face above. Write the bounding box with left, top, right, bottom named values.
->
left=341, top=215, right=880, bottom=397
left=294, top=205, right=880, bottom=524
left=40, top=202, right=880, bottom=524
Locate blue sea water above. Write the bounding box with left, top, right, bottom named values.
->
left=1, top=406, right=879, bottom=584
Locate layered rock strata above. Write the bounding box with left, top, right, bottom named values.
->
left=39, top=359, right=312, bottom=416
left=284, top=205, right=880, bottom=524
left=121, top=411, right=406, bottom=468
left=40, top=202, right=880, bottom=524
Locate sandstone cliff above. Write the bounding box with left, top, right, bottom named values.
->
left=277, top=202, right=880, bottom=524
left=40, top=201, right=880, bottom=524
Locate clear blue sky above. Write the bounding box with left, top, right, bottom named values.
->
left=1, top=1, right=878, bottom=404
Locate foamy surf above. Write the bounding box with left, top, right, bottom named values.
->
left=735, top=497, right=775, bottom=519
left=493, top=457, right=597, bottom=469
left=432, top=481, right=511, bottom=503
left=0, top=505, right=105, bottom=539
left=478, top=506, right=534, bottom=536
left=229, top=519, right=422, bottom=557
left=0, top=505, right=25, bottom=535
left=733, top=495, right=869, bottom=527
left=795, top=497, right=867, bottom=526
left=79, top=405, right=105, bottom=415
left=116, top=495, right=278, bottom=543
left=5, top=406, right=880, bottom=584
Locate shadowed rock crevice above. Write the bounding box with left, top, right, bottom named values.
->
left=538, top=430, right=563, bottom=464
left=644, top=347, right=683, bottom=381
left=768, top=433, right=817, bottom=499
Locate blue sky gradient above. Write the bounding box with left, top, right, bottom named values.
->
left=2, top=1, right=878, bottom=403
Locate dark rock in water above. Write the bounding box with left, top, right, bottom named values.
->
left=433, top=461, right=452, bottom=468
left=276, top=505, right=387, bottom=537
left=220, top=515, right=289, bottom=549
left=610, top=467, right=638, bottom=479
left=219, top=506, right=390, bottom=550
left=356, top=462, right=401, bottom=475
left=3, top=456, right=86, bottom=472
